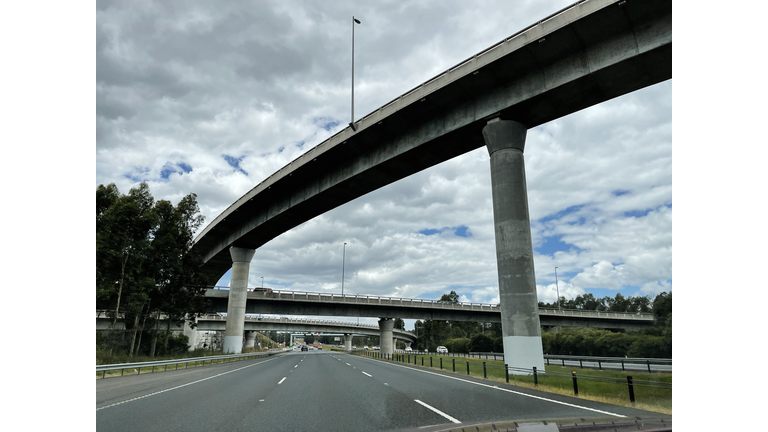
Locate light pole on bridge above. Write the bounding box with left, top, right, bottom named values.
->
left=350, top=16, right=362, bottom=131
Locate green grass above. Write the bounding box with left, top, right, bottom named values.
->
left=353, top=351, right=671, bottom=414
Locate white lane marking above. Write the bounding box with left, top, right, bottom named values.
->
left=414, top=399, right=461, bottom=424
left=96, top=356, right=282, bottom=411
left=363, top=357, right=625, bottom=418
left=362, top=372, right=372, bottom=377
left=278, top=377, right=287, bottom=385
left=294, top=365, right=298, bottom=368
left=346, top=363, right=351, bottom=366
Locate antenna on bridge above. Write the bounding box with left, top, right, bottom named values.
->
left=350, top=16, right=362, bottom=131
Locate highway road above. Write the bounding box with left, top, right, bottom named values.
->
left=96, top=350, right=670, bottom=431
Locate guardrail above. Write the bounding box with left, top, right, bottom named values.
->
left=96, top=348, right=290, bottom=379
left=388, top=351, right=671, bottom=372
left=352, top=348, right=672, bottom=407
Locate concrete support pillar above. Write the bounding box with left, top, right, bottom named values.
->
left=182, top=314, right=198, bottom=351
left=405, top=341, right=412, bottom=349
left=379, top=318, right=394, bottom=357
left=344, top=334, right=353, bottom=352
left=244, top=331, right=257, bottom=349
left=483, top=118, right=545, bottom=375
left=224, top=246, right=256, bottom=354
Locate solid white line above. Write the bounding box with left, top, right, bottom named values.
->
left=96, top=356, right=282, bottom=411
left=346, top=363, right=351, bottom=366
left=361, top=356, right=625, bottom=418
left=362, top=371, right=372, bottom=377
left=278, top=377, right=287, bottom=385
left=414, top=399, right=461, bottom=424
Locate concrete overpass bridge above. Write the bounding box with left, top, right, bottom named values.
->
left=96, top=313, right=416, bottom=352
left=188, top=0, right=672, bottom=372
left=203, top=288, right=655, bottom=330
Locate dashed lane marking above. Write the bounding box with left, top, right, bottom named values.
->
left=414, top=399, right=461, bottom=424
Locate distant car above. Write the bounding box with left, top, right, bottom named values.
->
left=252, top=287, right=273, bottom=293
left=405, top=346, right=412, bottom=352
left=436, top=346, right=448, bottom=354
left=317, top=347, right=322, bottom=350
left=301, top=346, right=308, bottom=351
left=364, top=346, right=369, bottom=350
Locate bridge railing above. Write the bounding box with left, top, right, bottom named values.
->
left=210, top=287, right=654, bottom=320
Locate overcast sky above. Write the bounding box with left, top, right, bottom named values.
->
left=93, top=0, right=675, bottom=327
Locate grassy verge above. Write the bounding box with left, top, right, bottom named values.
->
left=354, top=351, right=671, bottom=415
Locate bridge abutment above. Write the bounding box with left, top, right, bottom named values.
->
left=379, top=318, right=394, bottom=357
left=483, top=118, right=545, bottom=375
left=223, top=246, right=256, bottom=354
left=344, top=333, right=353, bottom=352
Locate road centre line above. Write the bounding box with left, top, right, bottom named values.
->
left=414, top=399, right=461, bottom=424
left=362, top=372, right=372, bottom=377
left=278, top=377, right=287, bottom=385
left=96, top=356, right=283, bottom=411
left=362, top=356, right=625, bottom=418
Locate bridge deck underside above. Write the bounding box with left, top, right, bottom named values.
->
left=193, top=0, right=672, bottom=284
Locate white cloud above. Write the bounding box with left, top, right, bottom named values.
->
left=96, top=0, right=671, bottom=308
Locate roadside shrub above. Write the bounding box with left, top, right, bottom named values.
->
left=444, top=338, right=471, bottom=353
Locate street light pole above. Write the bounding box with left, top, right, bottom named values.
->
left=261, top=276, right=264, bottom=289
left=350, top=16, right=361, bottom=131
left=555, top=267, right=561, bottom=311
left=342, top=242, right=347, bottom=296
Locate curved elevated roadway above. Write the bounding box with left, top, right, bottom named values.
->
left=191, top=0, right=672, bottom=283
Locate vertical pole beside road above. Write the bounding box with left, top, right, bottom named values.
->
left=483, top=362, right=487, bottom=379
left=453, top=358, right=456, bottom=372
left=627, top=376, right=635, bottom=405
left=505, top=364, right=509, bottom=383
left=533, top=367, right=538, bottom=386
left=467, top=360, right=470, bottom=375
left=572, top=371, right=578, bottom=395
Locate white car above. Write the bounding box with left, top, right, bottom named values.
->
left=404, top=346, right=412, bottom=352
left=436, top=346, right=448, bottom=354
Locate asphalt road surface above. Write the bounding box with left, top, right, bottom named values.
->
left=96, top=351, right=669, bottom=431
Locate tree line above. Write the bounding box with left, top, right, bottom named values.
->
left=97, top=183, right=209, bottom=357
left=411, top=290, right=672, bottom=358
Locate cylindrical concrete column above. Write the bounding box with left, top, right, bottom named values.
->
left=344, top=333, right=353, bottom=352
left=182, top=314, right=198, bottom=351
left=483, top=118, right=545, bottom=375
left=224, top=246, right=256, bottom=354
left=244, top=331, right=257, bottom=349
left=379, top=318, right=394, bottom=357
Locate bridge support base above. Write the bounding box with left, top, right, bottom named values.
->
left=379, top=318, right=394, bottom=357
left=344, top=333, right=353, bottom=352
left=483, top=118, right=545, bottom=375
left=224, top=246, right=256, bottom=354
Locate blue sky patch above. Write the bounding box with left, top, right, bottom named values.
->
left=178, top=162, right=192, bottom=174
left=223, top=154, right=248, bottom=175
left=418, top=225, right=472, bottom=238
left=536, top=234, right=581, bottom=256
left=612, top=189, right=631, bottom=197
left=314, top=117, right=341, bottom=132
left=624, top=208, right=652, bottom=218
left=539, top=204, right=586, bottom=223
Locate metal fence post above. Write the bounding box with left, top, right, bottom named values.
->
left=453, top=358, right=456, bottom=372
left=430, top=357, right=433, bottom=367
left=533, top=367, right=538, bottom=386
left=572, top=371, right=578, bottom=395
left=627, top=376, right=635, bottom=405
left=647, top=360, right=651, bottom=373
left=483, top=362, right=487, bottom=379
left=505, top=364, right=509, bottom=383
left=467, top=360, right=470, bottom=375
left=440, top=358, right=443, bottom=370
